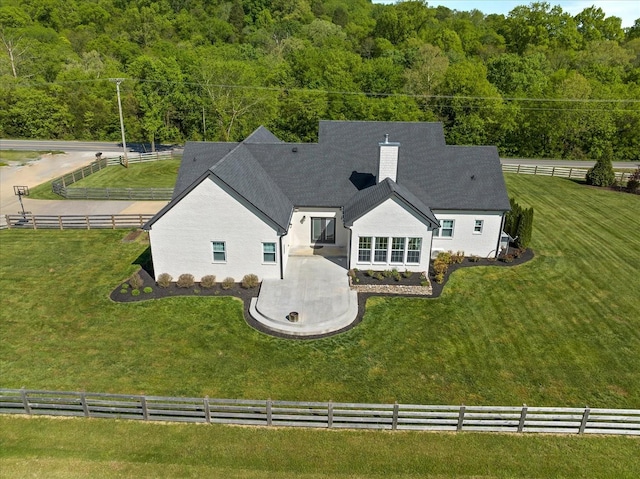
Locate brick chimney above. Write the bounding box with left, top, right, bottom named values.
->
left=378, top=134, right=400, bottom=183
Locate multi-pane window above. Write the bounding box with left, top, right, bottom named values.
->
left=358, top=237, right=372, bottom=262
left=263, top=243, right=276, bottom=263
left=434, top=219, right=454, bottom=237
left=474, top=220, right=484, bottom=234
left=212, top=241, right=226, bottom=262
left=407, top=238, right=421, bottom=263
left=391, top=237, right=405, bottom=263
left=374, top=237, right=388, bottom=262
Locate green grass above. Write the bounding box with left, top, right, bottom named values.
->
left=0, top=149, right=64, bottom=167
left=28, top=160, right=181, bottom=199
left=1, top=416, right=638, bottom=478
left=1, top=174, right=639, bottom=408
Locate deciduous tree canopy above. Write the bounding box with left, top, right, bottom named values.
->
left=0, top=0, right=638, bottom=160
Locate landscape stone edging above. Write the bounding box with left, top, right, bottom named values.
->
left=348, top=272, right=433, bottom=296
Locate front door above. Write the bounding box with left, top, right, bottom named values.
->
left=311, top=217, right=335, bottom=244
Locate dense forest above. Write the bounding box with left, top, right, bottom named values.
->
left=1, top=0, right=639, bottom=160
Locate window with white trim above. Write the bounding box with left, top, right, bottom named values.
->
left=474, top=219, right=484, bottom=234
left=212, top=241, right=226, bottom=262
left=433, top=219, right=454, bottom=238
left=391, top=237, right=405, bottom=263
left=263, top=242, right=276, bottom=263
left=358, top=237, right=372, bottom=262
left=374, top=237, right=388, bottom=262
left=407, top=237, right=421, bottom=263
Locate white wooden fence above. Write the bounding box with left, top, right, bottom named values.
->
left=1, top=389, right=638, bottom=436
left=3, top=214, right=154, bottom=230
left=501, top=164, right=633, bottom=182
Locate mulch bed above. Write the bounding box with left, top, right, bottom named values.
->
left=109, top=248, right=534, bottom=339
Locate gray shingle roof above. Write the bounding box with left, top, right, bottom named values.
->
left=145, top=121, right=510, bottom=232
left=343, top=178, right=439, bottom=227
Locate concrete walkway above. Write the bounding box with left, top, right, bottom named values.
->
left=249, top=255, right=359, bottom=337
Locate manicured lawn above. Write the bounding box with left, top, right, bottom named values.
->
left=1, top=174, right=639, bottom=408
left=28, top=159, right=181, bottom=199
left=1, top=416, right=638, bottom=478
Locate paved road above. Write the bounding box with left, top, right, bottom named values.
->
left=1, top=139, right=126, bottom=153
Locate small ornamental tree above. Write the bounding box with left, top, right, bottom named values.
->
left=586, top=154, right=615, bottom=187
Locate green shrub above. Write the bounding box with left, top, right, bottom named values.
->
left=200, top=275, right=216, bottom=289
left=143, top=287, right=152, bottom=294
left=505, top=197, right=534, bottom=249
left=128, top=272, right=144, bottom=290
left=586, top=154, right=615, bottom=187
left=374, top=272, right=384, bottom=280
left=131, top=289, right=140, bottom=296
left=241, top=274, right=259, bottom=289
left=433, top=260, right=448, bottom=275
left=382, top=269, right=392, bottom=278
left=470, top=255, right=480, bottom=262
left=420, top=280, right=430, bottom=287
left=121, top=283, right=129, bottom=289
left=157, top=273, right=172, bottom=288
left=366, top=269, right=375, bottom=277
left=402, top=269, right=413, bottom=278
left=434, top=273, right=444, bottom=284
left=502, top=254, right=514, bottom=263
left=626, top=167, right=640, bottom=193
left=119, top=289, right=127, bottom=294
left=221, top=277, right=235, bottom=290
left=391, top=269, right=401, bottom=281
left=176, top=274, right=195, bottom=288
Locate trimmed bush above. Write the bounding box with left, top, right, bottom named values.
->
left=366, top=269, right=375, bottom=277
left=586, top=154, right=615, bottom=187
left=200, top=275, right=216, bottom=289
left=453, top=251, right=465, bottom=264
left=157, top=273, right=172, bottom=288
left=241, top=274, right=259, bottom=289
left=128, top=272, right=144, bottom=290
left=131, top=289, right=140, bottom=296
left=143, top=286, right=153, bottom=294
left=374, top=272, right=384, bottom=280
left=434, top=273, right=444, bottom=284
left=177, top=274, right=195, bottom=288
left=402, top=269, right=413, bottom=278
left=221, top=277, right=235, bottom=290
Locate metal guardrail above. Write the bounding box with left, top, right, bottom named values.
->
left=1, top=389, right=638, bottom=435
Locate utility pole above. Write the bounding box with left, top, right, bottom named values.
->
left=110, top=78, right=129, bottom=167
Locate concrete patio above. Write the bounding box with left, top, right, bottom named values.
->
left=249, top=254, right=359, bottom=337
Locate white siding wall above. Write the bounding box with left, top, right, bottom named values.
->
left=349, top=197, right=432, bottom=272
left=431, top=210, right=504, bottom=258
left=148, top=176, right=282, bottom=281
left=289, top=208, right=349, bottom=247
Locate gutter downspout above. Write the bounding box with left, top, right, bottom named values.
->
left=279, top=233, right=285, bottom=280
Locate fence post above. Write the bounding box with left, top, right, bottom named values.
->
left=457, top=405, right=465, bottom=431
left=112, top=216, right=116, bottom=229
left=328, top=401, right=333, bottom=428
left=534, top=165, right=538, bottom=175
left=518, top=404, right=527, bottom=432
left=551, top=167, right=555, bottom=177
left=579, top=406, right=590, bottom=434
left=140, top=396, right=149, bottom=420
left=86, top=216, right=90, bottom=230
left=32, top=214, right=37, bottom=230
left=204, top=396, right=211, bottom=424
left=20, top=388, right=32, bottom=415
left=5, top=215, right=11, bottom=230
left=58, top=216, right=63, bottom=230
left=392, top=402, right=399, bottom=430
left=517, top=164, right=520, bottom=173
left=81, top=392, right=90, bottom=417
left=266, top=399, right=273, bottom=426
left=569, top=168, right=573, bottom=179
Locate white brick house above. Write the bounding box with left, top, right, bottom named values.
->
left=144, top=121, right=510, bottom=281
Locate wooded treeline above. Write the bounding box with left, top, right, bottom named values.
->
left=1, top=0, right=639, bottom=159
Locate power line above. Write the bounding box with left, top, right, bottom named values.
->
left=11, top=77, right=640, bottom=105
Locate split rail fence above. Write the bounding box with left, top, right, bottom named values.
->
left=1, top=389, right=639, bottom=436
left=501, top=164, right=633, bottom=182
left=51, top=151, right=176, bottom=200
left=3, top=214, right=154, bottom=230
